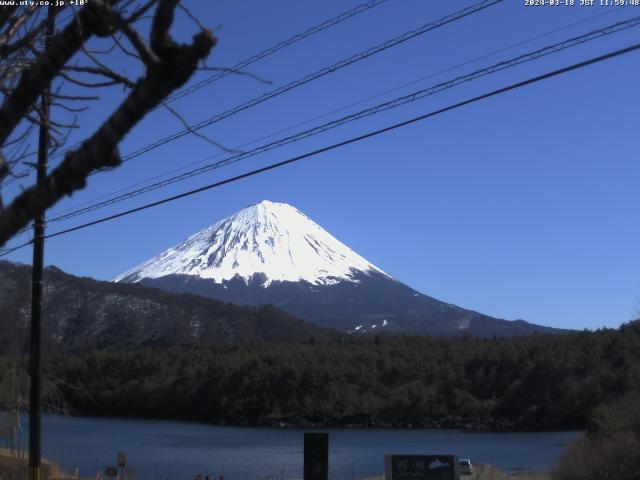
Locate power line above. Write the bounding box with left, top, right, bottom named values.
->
left=0, top=240, right=32, bottom=258
left=3, top=39, right=637, bottom=254
left=6, top=0, right=500, bottom=190
left=34, top=41, right=640, bottom=243
left=163, top=0, right=391, bottom=105
left=44, top=14, right=640, bottom=225
left=2, top=0, right=503, bottom=238
left=0, top=0, right=390, bottom=186
left=45, top=4, right=627, bottom=221
left=107, top=0, right=503, bottom=165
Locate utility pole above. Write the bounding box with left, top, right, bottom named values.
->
left=30, top=7, right=55, bottom=480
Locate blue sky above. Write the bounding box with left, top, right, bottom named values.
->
left=3, top=0, right=639, bottom=330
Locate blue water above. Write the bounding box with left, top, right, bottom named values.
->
left=18, top=415, right=581, bottom=479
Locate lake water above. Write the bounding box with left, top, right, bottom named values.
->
left=16, top=415, right=581, bottom=479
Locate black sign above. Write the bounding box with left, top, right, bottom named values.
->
left=385, top=455, right=459, bottom=480
left=304, top=432, right=328, bottom=480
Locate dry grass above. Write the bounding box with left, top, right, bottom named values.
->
left=0, top=447, right=64, bottom=480
left=468, top=464, right=550, bottom=479
left=357, top=465, right=550, bottom=480
left=551, top=433, right=640, bottom=480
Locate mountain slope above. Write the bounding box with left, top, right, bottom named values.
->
left=116, top=201, right=562, bottom=337
left=0, top=261, right=336, bottom=354
left=140, top=272, right=559, bottom=336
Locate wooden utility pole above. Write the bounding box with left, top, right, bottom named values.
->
left=29, top=7, right=55, bottom=480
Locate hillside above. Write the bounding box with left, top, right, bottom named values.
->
left=0, top=260, right=337, bottom=354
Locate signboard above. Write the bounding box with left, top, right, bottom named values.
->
left=385, top=455, right=459, bottom=480
left=105, top=467, right=118, bottom=478
left=118, top=452, right=126, bottom=468
left=304, top=432, right=328, bottom=480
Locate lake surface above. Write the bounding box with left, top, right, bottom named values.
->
left=16, top=415, right=581, bottom=479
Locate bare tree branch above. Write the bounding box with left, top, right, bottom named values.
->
left=0, top=6, right=37, bottom=50
left=0, top=9, right=58, bottom=59
left=0, top=0, right=216, bottom=246
left=64, top=65, right=135, bottom=87
left=51, top=93, right=100, bottom=102
left=0, top=7, right=19, bottom=32
left=2, top=123, right=33, bottom=149
left=51, top=102, right=90, bottom=113
left=0, top=0, right=118, bottom=146
left=118, top=19, right=159, bottom=65
left=112, top=31, right=141, bottom=60
left=160, top=100, right=240, bottom=154
left=198, top=65, right=273, bottom=85
left=0, top=152, right=8, bottom=186
left=59, top=70, right=122, bottom=89
left=126, top=0, right=159, bottom=23
left=177, top=2, right=208, bottom=33
left=49, top=118, right=76, bottom=155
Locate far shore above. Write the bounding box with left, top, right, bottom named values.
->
left=57, top=410, right=583, bottom=434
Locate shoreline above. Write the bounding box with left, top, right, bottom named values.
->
left=0, top=450, right=550, bottom=480
left=59, top=410, right=583, bottom=433
left=1, top=450, right=550, bottom=480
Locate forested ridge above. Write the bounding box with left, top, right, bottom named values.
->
left=3, top=321, right=639, bottom=431
left=0, top=261, right=337, bottom=353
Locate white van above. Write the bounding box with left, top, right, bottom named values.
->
left=459, top=459, right=473, bottom=475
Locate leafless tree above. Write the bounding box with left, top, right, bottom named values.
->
left=0, top=0, right=217, bottom=247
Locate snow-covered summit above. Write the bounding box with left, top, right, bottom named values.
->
left=114, top=200, right=390, bottom=286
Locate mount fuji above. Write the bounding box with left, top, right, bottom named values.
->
left=115, top=200, right=559, bottom=337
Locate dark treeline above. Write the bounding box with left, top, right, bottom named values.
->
left=3, top=321, right=640, bottom=430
